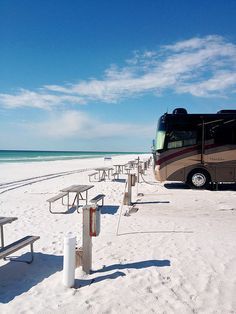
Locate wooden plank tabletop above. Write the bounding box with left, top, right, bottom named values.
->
left=113, top=164, right=126, bottom=166
left=61, top=184, right=94, bottom=193
left=0, top=217, right=18, bottom=226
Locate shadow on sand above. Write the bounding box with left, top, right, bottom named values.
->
left=75, top=259, right=170, bottom=289
left=112, top=178, right=126, bottom=183
left=211, top=183, right=236, bottom=191
left=75, top=271, right=126, bottom=288
left=0, top=254, right=171, bottom=298
left=164, top=182, right=190, bottom=190
left=164, top=182, right=236, bottom=191
left=93, top=259, right=171, bottom=273
left=101, top=205, right=119, bottom=215
left=0, top=253, right=63, bottom=303
left=134, top=201, right=170, bottom=205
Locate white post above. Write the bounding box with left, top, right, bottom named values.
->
left=82, top=205, right=92, bottom=274
left=137, top=157, right=140, bottom=183
left=62, top=233, right=76, bottom=288
left=128, top=174, right=132, bottom=206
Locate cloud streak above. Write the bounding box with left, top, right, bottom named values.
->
left=1, top=35, right=236, bottom=109
left=0, top=89, right=85, bottom=110
left=26, top=110, right=154, bottom=139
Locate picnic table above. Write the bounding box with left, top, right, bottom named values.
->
left=113, top=164, right=126, bottom=174
left=94, top=167, right=113, bottom=181
left=127, top=160, right=139, bottom=168
left=0, top=217, right=18, bottom=247
left=60, top=184, right=94, bottom=212
left=125, top=167, right=132, bottom=174
left=0, top=216, right=40, bottom=264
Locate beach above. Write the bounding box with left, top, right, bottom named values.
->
left=0, top=153, right=236, bottom=314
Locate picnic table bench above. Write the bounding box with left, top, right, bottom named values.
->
left=94, top=167, right=113, bottom=181
left=88, top=172, right=99, bottom=182
left=124, top=167, right=132, bottom=174
left=112, top=172, right=120, bottom=180
left=0, top=217, right=40, bottom=264
left=0, top=235, right=40, bottom=264
left=47, top=192, right=69, bottom=214
left=113, top=164, right=126, bottom=174
left=90, top=194, right=105, bottom=206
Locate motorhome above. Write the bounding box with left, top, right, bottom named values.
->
left=153, top=108, right=236, bottom=188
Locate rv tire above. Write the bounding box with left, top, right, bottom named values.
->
left=187, top=169, right=211, bottom=189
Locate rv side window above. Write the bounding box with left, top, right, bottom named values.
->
left=215, top=127, right=236, bottom=144
left=167, top=130, right=197, bottom=149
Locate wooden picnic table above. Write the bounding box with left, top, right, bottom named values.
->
left=94, top=167, right=113, bottom=181
left=125, top=167, right=132, bottom=174
left=127, top=160, right=139, bottom=168
left=60, top=184, right=94, bottom=211
left=113, top=164, right=126, bottom=174
left=0, top=217, right=18, bottom=247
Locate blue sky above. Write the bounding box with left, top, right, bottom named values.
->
left=0, top=0, right=236, bottom=152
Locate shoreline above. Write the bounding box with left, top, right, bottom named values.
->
left=0, top=150, right=148, bottom=165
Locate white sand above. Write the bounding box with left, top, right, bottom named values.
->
left=0, top=154, right=236, bottom=314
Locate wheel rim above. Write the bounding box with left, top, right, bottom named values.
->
left=192, top=173, right=206, bottom=187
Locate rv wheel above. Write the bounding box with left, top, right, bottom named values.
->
left=187, top=169, right=210, bottom=189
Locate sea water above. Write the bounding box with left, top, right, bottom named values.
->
left=0, top=150, right=144, bottom=164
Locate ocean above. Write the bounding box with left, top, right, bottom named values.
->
left=0, top=150, right=144, bottom=163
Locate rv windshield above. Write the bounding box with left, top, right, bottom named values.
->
left=155, top=117, right=166, bottom=151
left=156, top=131, right=166, bottom=150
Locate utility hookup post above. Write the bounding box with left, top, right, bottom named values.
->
left=127, top=173, right=137, bottom=206
left=82, top=205, right=92, bottom=274
left=82, top=204, right=101, bottom=274
left=127, top=174, right=132, bottom=206
left=137, top=157, right=140, bottom=183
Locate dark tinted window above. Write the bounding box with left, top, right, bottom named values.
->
left=167, top=130, right=197, bottom=149
left=212, top=119, right=236, bottom=144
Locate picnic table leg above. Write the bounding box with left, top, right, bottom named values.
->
left=86, top=190, right=88, bottom=205
left=28, top=243, right=34, bottom=264
left=72, top=194, right=77, bottom=207
left=77, top=192, right=79, bottom=212
left=67, top=193, right=70, bottom=210
left=5, top=242, right=35, bottom=264
left=0, top=225, right=4, bottom=248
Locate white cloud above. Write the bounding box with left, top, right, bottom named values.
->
left=27, top=110, right=154, bottom=139
left=44, top=35, right=236, bottom=101
left=164, top=35, right=224, bottom=51
left=176, top=71, right=236, bottom=97
left=1, top=35, right=236, bottom=109
left=0, top=89, right=85, bottom=109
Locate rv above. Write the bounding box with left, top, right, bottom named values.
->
left=153, top=108, right=236, bottom=188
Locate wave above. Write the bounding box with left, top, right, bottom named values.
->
left=0, top=151, right=138, bottom=164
